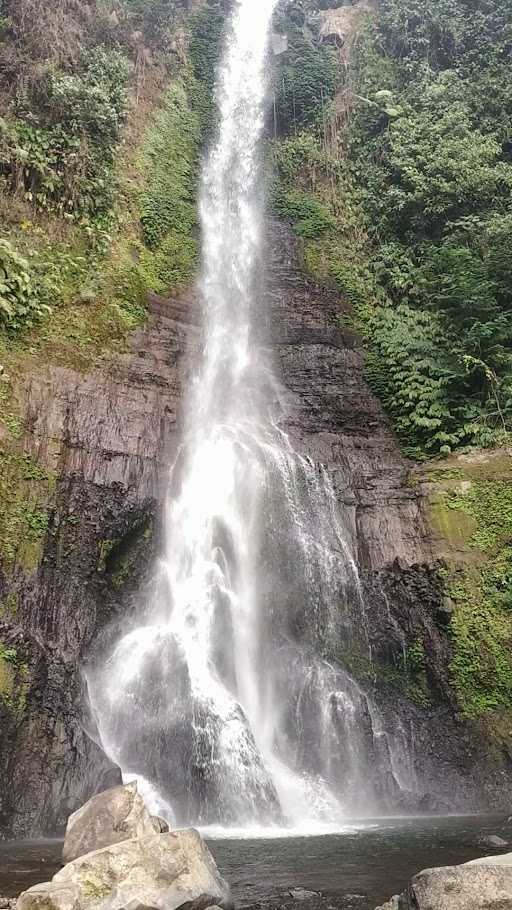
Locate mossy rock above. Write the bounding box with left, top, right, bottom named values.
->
left=0, top=449, right=54, bottom=572
left=421, top=449, right=512, bottom=720
left=0, top=653, right=15, bottom=697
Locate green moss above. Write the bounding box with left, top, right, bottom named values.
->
left=81, top=880, right=112, bottom=901
left=426, top=468, right=465, bottom=483
left=429, top=492, right=478, bottom=549
left=97, top=539, right=120, bottom=574
left=334, top=638, right=432, bottom=708
left=437, top=474, right=512, bottom=717
left=0, top=592, right=19, bottom=618
left=378, top=639, right=432, bottom=708
left=0, top=648, right=15, bottom=697
left=0, top=449, right=54, bottom=571
left=0, top=414, right=23, bottom=439
left=99, top=519, right=153, bottom=590
left=0, top=642, right=29, bottom=717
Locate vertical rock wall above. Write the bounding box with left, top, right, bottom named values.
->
left=1, top=224, right=511, bottom=837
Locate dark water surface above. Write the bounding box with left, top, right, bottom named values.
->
left=1, top=816, right=510, bottom=908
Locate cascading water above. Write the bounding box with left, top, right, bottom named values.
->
left=86, top=0, right=407, bottom=832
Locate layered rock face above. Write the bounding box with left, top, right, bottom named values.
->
left=0, top=294, right=199, bottom=837
left=0, top=222, right=511, bottom=837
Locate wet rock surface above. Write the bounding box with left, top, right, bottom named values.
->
left=18, top=828, right=232, bottom=910
left=0, top=292, right=198, bottom=838
left=1, top=222, right=511, bottom=837
left=375, top=854, right=512, bottom=909
left=62, top=782, right=157, bottom=864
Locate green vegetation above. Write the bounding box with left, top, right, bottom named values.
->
left=0, top=592, right=18, bottom=618
left=272, top=2, right=512, bottom=728
left=0, top=0, right=211, bottom=362
left=383, top=639, right=432, bottom=708
left=0, top=0, right=219, bottom=509
left=0, top=641, right=29, bottom=717
left=272, top=0, right=512, bottom=458
left=422, top=457, right=512, bottom=718
left=98, top=517, right=153, bottom=590
left=446, top=479, right=512, bottom=717
left=0, top=450, right=54, bottom=571
left=273, top=2, right=338, bottom=133
left=188, top=1, right=226, bottom=138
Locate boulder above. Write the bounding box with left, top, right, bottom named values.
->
left=479, top=834, right=509, bottom=848
left=150, top=816, right=169, bottom=834
left=18, top=829, right=232, bottom=910
left=375, top=854, right=512, bottom=909
left=62, top=782, right=156, bottom=863
left=470, top=852, right=512, bottom=866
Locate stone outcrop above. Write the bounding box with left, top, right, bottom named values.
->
left=1, top=222, right=512, bottom=837
left=18, top=828, right=232, bottom=910
left=62, top=782, right=158, bottom=864
left=376, top=853, right=512, bottom=909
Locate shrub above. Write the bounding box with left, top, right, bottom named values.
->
left=139, top=81, right=201, bottom=250
left=0, top=239, right=50, bottom=331
left=273, top=26, right=338, bottom=132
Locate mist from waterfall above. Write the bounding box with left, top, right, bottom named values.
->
left=86, top=0, right=409, bottom=832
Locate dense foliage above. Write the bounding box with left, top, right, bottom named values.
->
left=0, top=0, right=201, bottom=336
left=273, top=0, right=338, bottom=134
left=274, top=0, right=512, bottom=457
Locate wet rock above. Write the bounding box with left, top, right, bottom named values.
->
left=375, top=854, right=512, bottom=909
left=3, top=219, right=512, bottom=837
left=151, top=816, right=170, bottom=833
left=480, top=834, right=509, bottom=848
left=290, top=890, right=320, bottom=901
left=18, top=829, right=232, bottom=910
left=470, top=852, right=512, bottom=866
left=62, top=781, right=157, bottom=863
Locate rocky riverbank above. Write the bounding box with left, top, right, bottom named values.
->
left=4, top=783, right=512, bottom=910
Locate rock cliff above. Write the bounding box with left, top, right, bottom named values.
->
left=0, top=222, right=511, bottom=837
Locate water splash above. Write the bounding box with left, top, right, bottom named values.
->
left=86, top=0, right=405, bottom=830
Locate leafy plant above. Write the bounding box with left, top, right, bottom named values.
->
left=0, top=239, right=50, bottom=331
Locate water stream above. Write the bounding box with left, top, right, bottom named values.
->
left=86, top=0, right=408, bottom=831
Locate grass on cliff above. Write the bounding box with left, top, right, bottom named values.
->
left=425, top=456, right=512, bottom=719
left=0, top=640, right=29, bottom=718
left=0, top=449, right=55, bottom=572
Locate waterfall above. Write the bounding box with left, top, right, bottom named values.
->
left=86, top=0, right=405, bottom=832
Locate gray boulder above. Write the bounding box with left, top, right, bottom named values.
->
left=479, top=834, right=509, bottom=849
left=470, top=852, right=512, bottom=866
left=150, top=816, right=169, bottom=834
left=18, top=829, right=232, bottom=910
left=62, top=782, right=157, bottom=863
left=375, top=853, right=512, bottom=909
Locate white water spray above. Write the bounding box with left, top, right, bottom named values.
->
left=87, top=0, right=405, bottom=832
